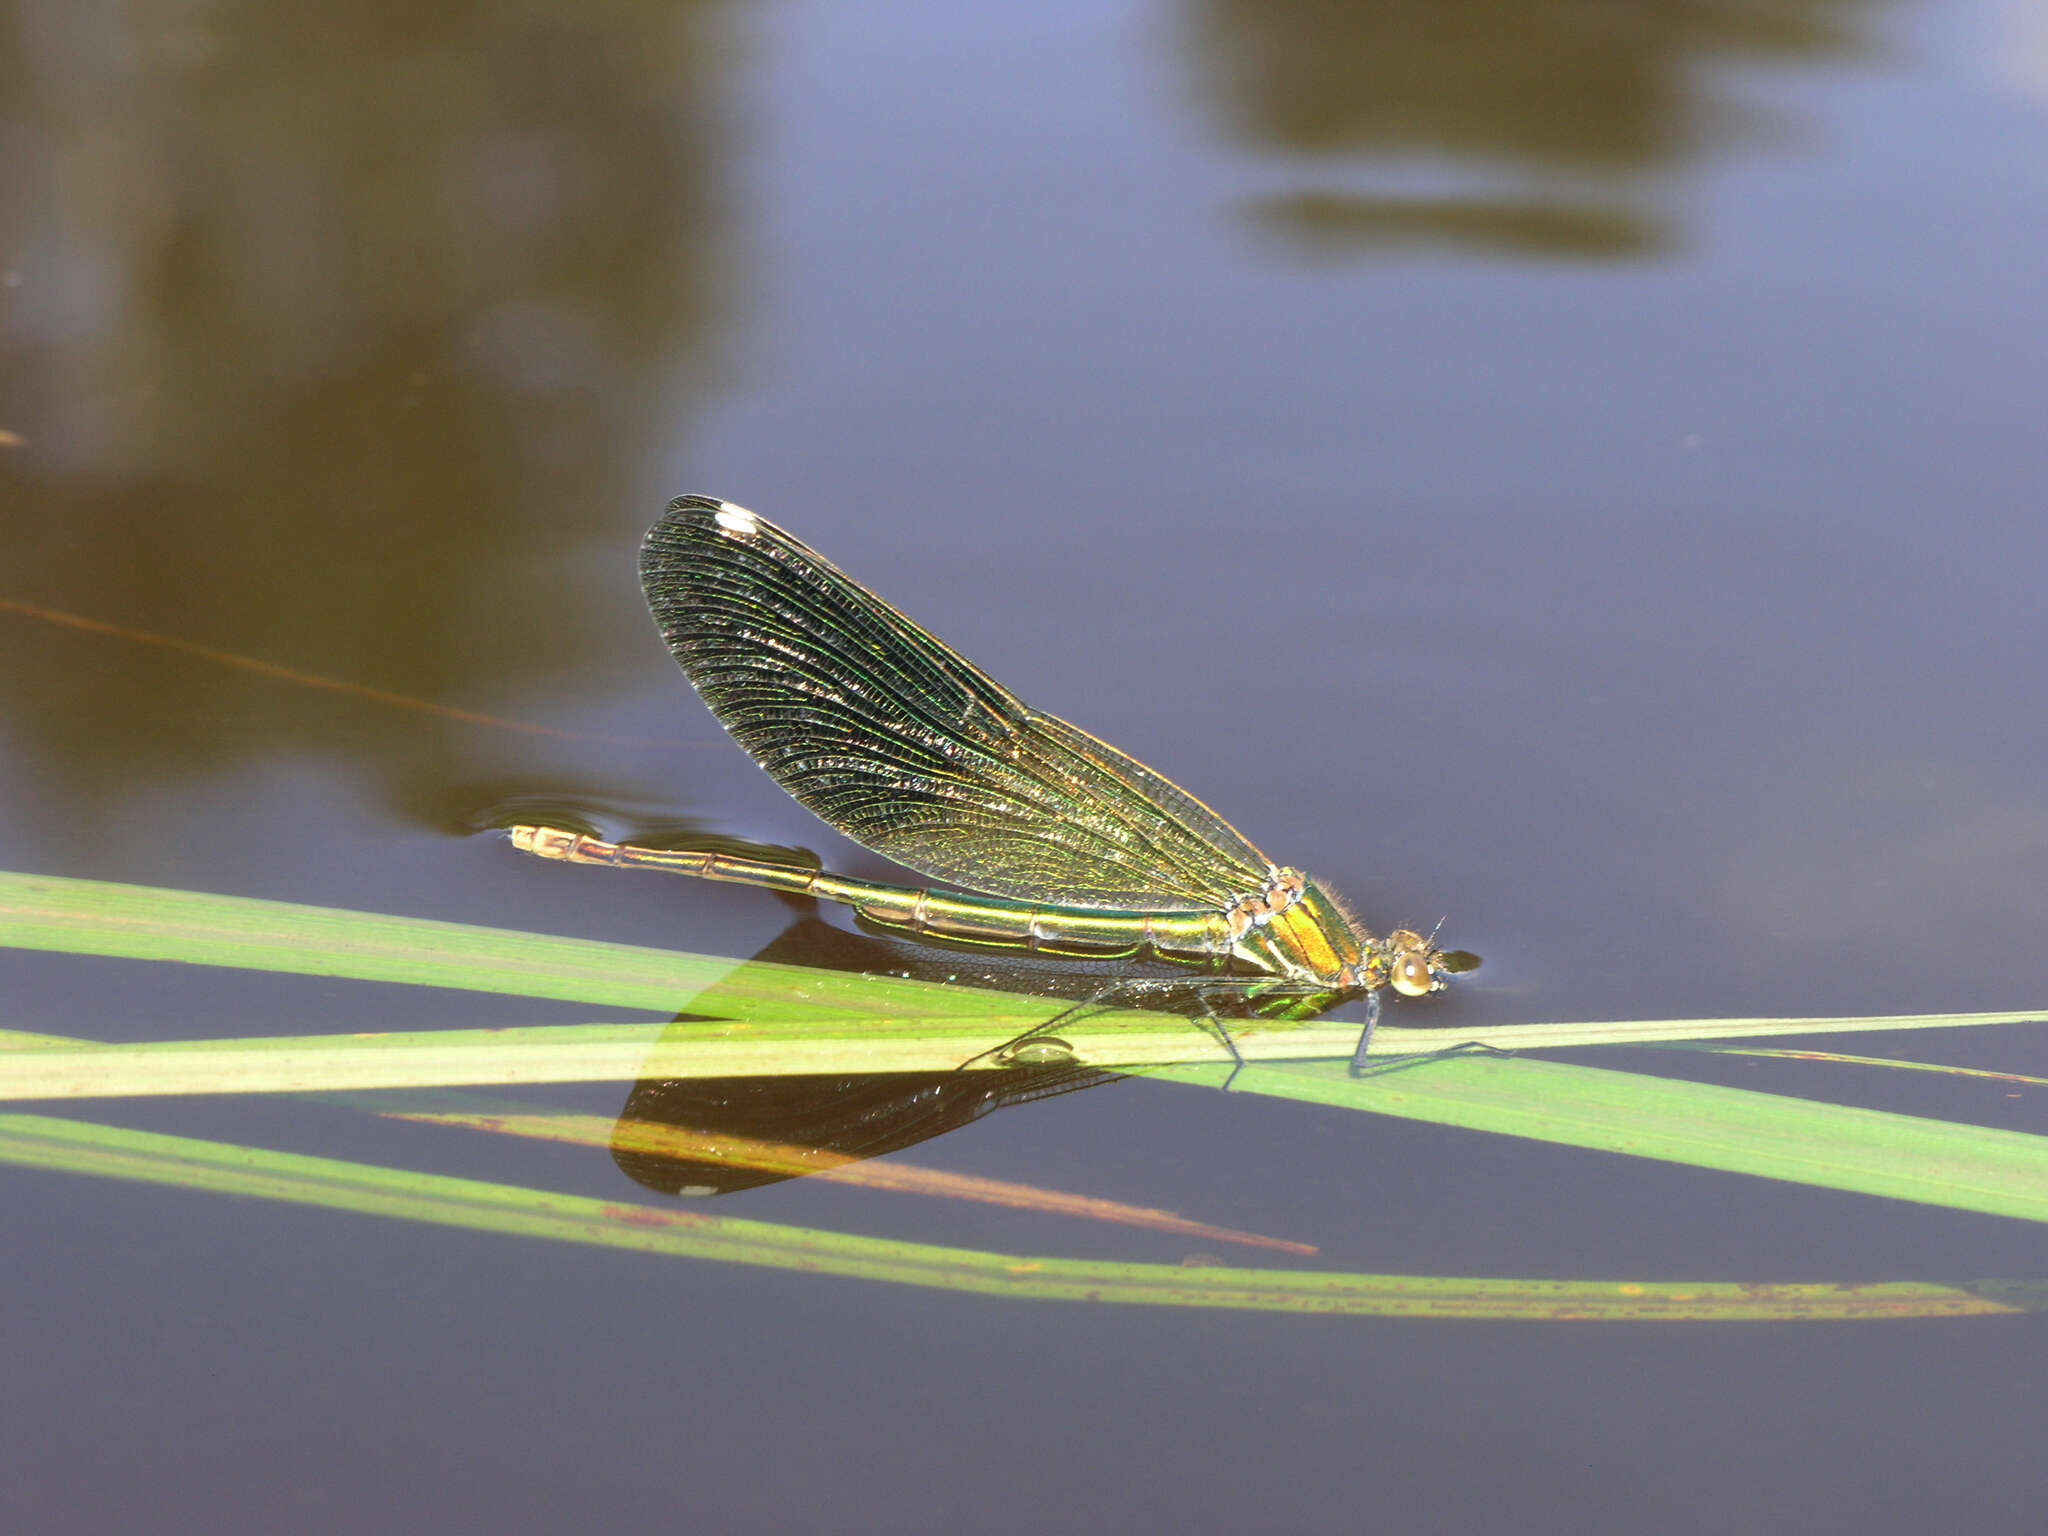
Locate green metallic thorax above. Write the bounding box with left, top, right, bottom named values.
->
left=1229, top=879, right=1374, bottom=992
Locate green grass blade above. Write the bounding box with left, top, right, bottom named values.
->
left=0, top=869, right=768, bottom=1014
left=6, top=870, right=2044, bottom=1053
left=0, top=1019, right=1272, bottom=1097
left=1150, top=1056, right=2048, bottom=1224
left=9, top=1026, right=2048, bottom=1226
left=7, top=1013, right=2046, bottom=1090
left=9, top=870, right=2048, bottom=1225
left=4, top=1011, right=2044, bottom=1101
left=1397, top=1012, right=2048, bottom=1051
left=1, top=1112, right=2035, bottom=1321
left=0, top=869, right=1014, bottom=1022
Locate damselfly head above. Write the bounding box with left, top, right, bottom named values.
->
left=1381, top=927, right=1482, bottom=997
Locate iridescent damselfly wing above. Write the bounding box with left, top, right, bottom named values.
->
left=511, top=495, right=1477, bottom=1067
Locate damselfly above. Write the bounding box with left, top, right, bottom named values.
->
left=511, top=496, right=1476, bottom=1066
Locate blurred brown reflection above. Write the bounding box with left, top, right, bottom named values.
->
left=0, top=1, right=737, bottom=829
left=1246, top=193, right=1668, bottom=263
left=1179, top=0, right=1888, bottom=258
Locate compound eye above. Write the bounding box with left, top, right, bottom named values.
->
left=1389, top=951, right=1435, bottom=997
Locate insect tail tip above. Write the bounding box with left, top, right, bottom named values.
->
left=507, top=824, right=580, bottom=859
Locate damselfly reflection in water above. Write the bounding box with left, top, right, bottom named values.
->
left=512, top=495, right=1478, bottom=1093
left=612, top=910, right=1130, bottom=1198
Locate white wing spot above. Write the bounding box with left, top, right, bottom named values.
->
left=713, top=502, right=760, bottom=536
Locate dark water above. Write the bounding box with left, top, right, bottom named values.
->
left=4, top=0, right=2046, bottom=1529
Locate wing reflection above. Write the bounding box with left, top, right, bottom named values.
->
left=612, top=908, right=1123, bottom=1199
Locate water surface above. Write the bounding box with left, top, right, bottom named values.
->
left=3, top=0, right=2045, bottom=1529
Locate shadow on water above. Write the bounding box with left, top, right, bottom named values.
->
left=1174, top=0, right=1895, bottom=258
left=611, top=905, right=1131, bottom=1199
left=597, top=890, right=1468, bottom=1204
left=0, top=0, right=741, bottom=841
